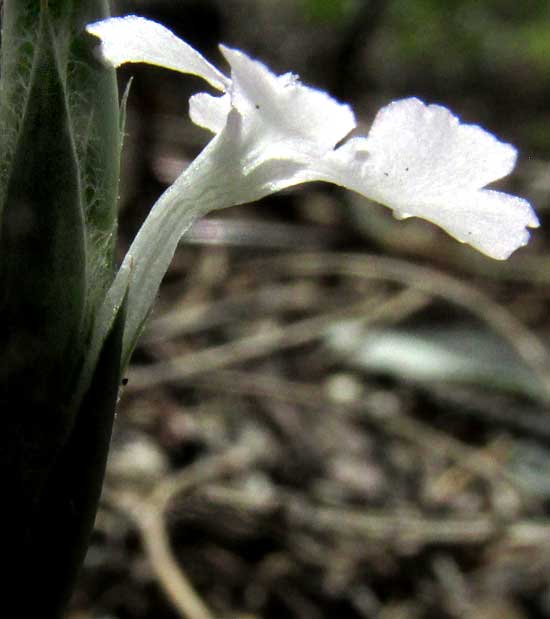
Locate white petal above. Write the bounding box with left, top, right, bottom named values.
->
left=189, top=92, right=231, bottom=133
left=363, top=98, right=518, bottom=193
left=219, top=45, right=355, bottom=152
left=407, top=190, right=539, bottom=259
left=307, top=130, right=539, bottom=259
left=86, top=16, right=229, bottom=91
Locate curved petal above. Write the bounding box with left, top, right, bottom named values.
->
left=301, top=135, right=538, bottom=259
left=401, top=190, right=539, bottom=260
left=86, top=16, right=229, bottom=91
left=363, top=98, right=518, bottom=192
left=189, top=92, right=231, bottom=133
left=219, top=45, right=356, bottom=152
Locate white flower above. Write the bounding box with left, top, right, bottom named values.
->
left=85, top=15, right=539, bottom=362
left=87, top=15, right=538, bottom=260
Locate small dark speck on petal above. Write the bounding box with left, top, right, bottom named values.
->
left=384, top=172, right=389, bottom=177
left=255, top=104, right=260, bottom=110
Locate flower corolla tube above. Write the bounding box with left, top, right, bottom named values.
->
left=86, top=16, right=540, bottom=360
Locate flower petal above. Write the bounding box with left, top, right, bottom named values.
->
left=362, top=98, right=518, bottom=192
left=219, top=45, right=356, bottom=152
left=403, top=190, right=539, bottom=260
left=303, top=122, right=539, bottom=259
left=189, top=92, right=231, bottom=133
left=86, top=16, right=229, bottom=91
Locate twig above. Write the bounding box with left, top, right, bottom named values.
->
left=176, top=483, right=550, bottom=549
left=284, top=498, right=550, bottom=547
left=128, top=287, right=428, bottom=392
left=143, top=281, right=326, bottom=344
left=106, top=445, right=258, bottom=619
left=187, top=370, right=526, bottom=503
left=257, top=252, right=550, bottom=400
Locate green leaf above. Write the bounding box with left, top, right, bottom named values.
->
left=66, top=0, right=122, bottom=323
left=0, top=3, right=124, bottom=615
left=0, top=0, right=122, bottom=333
left=72, top=260, right=131, bottom=411
left=3, top=285, right=126, bottom=618
left=0, top=3, right=38, bottom=217
left=0, top=6, right=87, bottom=415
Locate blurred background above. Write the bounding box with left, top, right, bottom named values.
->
left=72, top=1, right=550, bottom=618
